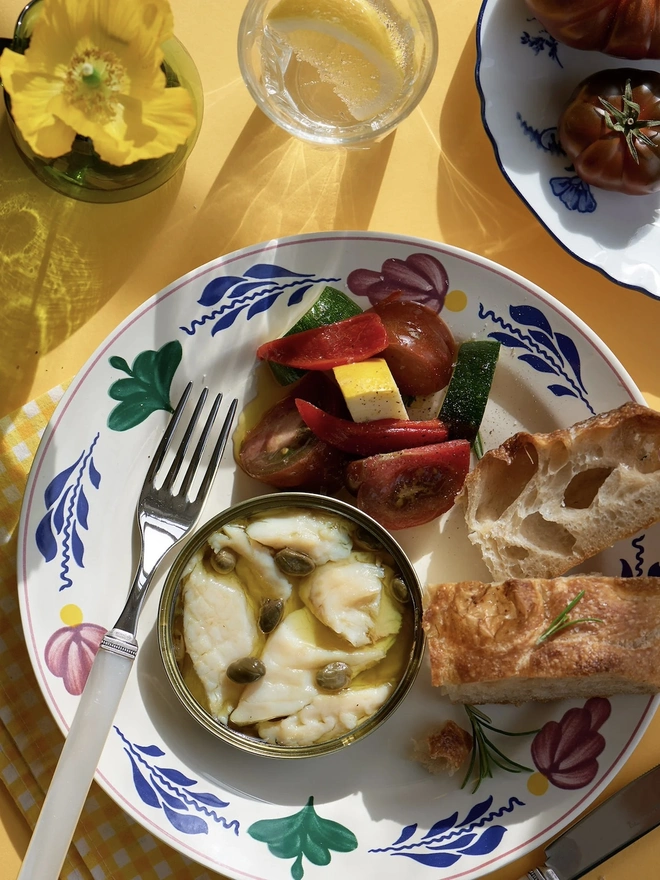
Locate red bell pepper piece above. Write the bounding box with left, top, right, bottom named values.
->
left=295, top=399, right=448, bottom=456
left=256, top=312, right=388, bottom=370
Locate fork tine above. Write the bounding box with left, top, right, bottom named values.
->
left=194, top=397, right=238, bottom=503
left=143, top=382, right=193, bottom=485
left=160, top=387, right=208, bottom=492
left=178, top=392, right=223, bottom=498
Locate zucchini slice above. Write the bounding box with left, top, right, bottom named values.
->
left=439, top=340, right=500, bottom=444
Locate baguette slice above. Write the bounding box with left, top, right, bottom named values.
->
left=423, top=575, right=660, bottom=704
left=459, top=402, right=660, bottom=580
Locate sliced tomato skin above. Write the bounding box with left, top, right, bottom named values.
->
left=295, top=399, right=448, bottom=455
left=372, top=298, right=456, bottom=396
left=256, top=312, right=388, bottom=370
left=238, top=374, right=349, bottom=493
left=346, top=440, right=471, bottom=530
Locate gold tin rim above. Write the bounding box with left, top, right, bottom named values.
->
left=158, top=491, right=425, bottom=759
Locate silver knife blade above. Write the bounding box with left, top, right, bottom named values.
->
left=541, top=763, right=660, bottom=880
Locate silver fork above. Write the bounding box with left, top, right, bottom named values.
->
left=18, top=383, right=238, bottom=880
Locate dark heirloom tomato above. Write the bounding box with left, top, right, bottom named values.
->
left=345, top=441, right=471, bottom=531
left=371, top=298, right=456, bottom=396
left=238, top=373, right=349, bottom=493
left=558, top=69, right=660, bottom=195
left=524, top=0, right=660, bottom=59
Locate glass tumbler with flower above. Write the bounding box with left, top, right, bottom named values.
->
left=0, top=0, right=203, bottom=202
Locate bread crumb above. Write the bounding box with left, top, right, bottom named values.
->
left=412, top=720, right=473, bottom=776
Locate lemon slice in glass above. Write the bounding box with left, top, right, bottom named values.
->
left=265, top=0, right=411, bottom=122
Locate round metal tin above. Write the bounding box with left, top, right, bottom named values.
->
left=158, top=492, right=424, bottom=759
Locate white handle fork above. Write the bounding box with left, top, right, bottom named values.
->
left=18, top=632, right=135, bottom=879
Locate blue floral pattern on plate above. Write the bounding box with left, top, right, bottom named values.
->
left=114, top=726, right=239, bottom=837
left=181, top=263, right=341, bottom=337
left=478, top=302, right=595, bottom=413
left=371, top=795, right=524, bottom=868
left=520, top=22, right=563, bottom=67
left=35, top=434, right=101, bottom=590
left=515, top=113, right=597, bottom=214
left=620, top=534, right=660, bottom=578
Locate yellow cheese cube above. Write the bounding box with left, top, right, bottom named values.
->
left=333, top=359, right=409, bottom=423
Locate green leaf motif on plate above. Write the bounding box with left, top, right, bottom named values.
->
left=107, top=340, right=182, bottom=431
left=248, top=796, right=358, bottom=880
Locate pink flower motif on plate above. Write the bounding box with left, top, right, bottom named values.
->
left=531, top=697, right=611, bottom=790
left=44, top=623, right=106, bottom=695
left=347, top=253, right=449, bottom=312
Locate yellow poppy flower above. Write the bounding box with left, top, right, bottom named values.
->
left=0, top=0, right=197, bottom=166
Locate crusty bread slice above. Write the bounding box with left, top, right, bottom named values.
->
left=459, top=402, right=660, bottom=581
left=423, top=575, right=660, bottom=704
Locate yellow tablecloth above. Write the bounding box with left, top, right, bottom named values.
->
left=1, top=0, right=659, bottom=878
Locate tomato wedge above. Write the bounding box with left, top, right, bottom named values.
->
left=295, top=399, right=448, bottom=456
left=346, top=441, right=471, bottom=530
left=372, top=298, right=456, bottom=396
left=238, top=373, right=349, bottom=493
left=256, top=312, right=388, bottom=370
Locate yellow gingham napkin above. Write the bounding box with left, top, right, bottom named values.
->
left=0, top=386, right=227, bottom=880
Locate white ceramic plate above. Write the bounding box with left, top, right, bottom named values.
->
left=476, top=0, right=660, bottom=300
left=18, top=232, right=659, bottom=879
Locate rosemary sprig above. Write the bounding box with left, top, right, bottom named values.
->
left=536, top=590, right=603, bottom=644
left=461, top=705, right=538, bottom=793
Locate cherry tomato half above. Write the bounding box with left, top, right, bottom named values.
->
left=346, top=440, right=471, bottom=530
left=559, top=68, right=660, bottom=195
left=238, top=373, right=349, bottom=493
left=371, top=298, right=456, bottom=396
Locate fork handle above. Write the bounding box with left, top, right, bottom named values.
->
left=18, top=633, right=136, bottom=880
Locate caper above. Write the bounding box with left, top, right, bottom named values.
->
left=316, top=661, right=352, bottom=691
left=210, top=548, right=237, bottom=574
left=259, top=598, right=284, bottom=633
left=274, top=548, right=316, bottom=576
left=226, top=657, right=266, bottom=684
left=391, top=575, right=410, bottom=603
left=353, top=526, right=381, bottom=552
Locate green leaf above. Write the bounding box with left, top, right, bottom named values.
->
left=107, top=396, right=163, bottom=432
left=154, top=340, right=183, bottom=405
left=132, top=349, right=158, bottom=384
left=107, top=340, right=182, bottom=431
left=108, top=378, right=144, bottom=401
left=108, top=355, right=131, bottom=374
left=314, top=818, right=359, bottom=853
left=291, top=854, right=304, bottom=880
left=248, top=797, right=357, bottom=880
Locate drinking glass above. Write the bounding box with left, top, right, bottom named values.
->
left=237, top=0, right=438, bottom=147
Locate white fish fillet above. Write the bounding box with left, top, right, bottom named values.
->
left=300, top=558, right=386, bottom=647
left=183, top=560, right=261, bottom=723
left=257, top=684, right=393, bottom=746
left=209, top=523, right=292, bottom=600
left=230, top=608, right=392, bottom=725
left=245, top=510, right=353, bottom=565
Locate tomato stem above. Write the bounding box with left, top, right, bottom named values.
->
left=598, top=79, right=660, bottom=164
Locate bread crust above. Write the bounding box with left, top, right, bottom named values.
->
left=423, top=576, right=660, bottom=703
left=412, top=720, right=473, bottom=775
left=459, top=402, right=660, bottom=580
